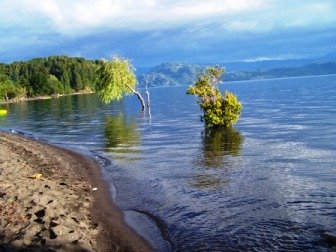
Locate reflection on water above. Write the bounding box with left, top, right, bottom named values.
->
left=0, top=117, right=6, bottom=126
left=191, top=127, right=244, bottom=189
left=1, top=75, right=336, bottom=251
left=104, top=114, right=140, bottom=148
left=197, top=127, right=244, bottom=168
left=104, top=114, right=141, bottom=159
left=190, top=174, right=230, bottom=189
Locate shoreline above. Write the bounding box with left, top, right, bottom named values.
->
left=0, top=91, right=94, bottom=106
left=1, top=73, right=335, bottom=107
left=0, top=132, right=151, bottom=251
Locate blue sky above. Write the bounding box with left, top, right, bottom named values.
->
left=1, top=0, right=335, bottom=66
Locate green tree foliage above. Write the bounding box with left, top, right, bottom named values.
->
left=96, top=56, right=146, bottom=110
left=47, top=74, right=71, bottom=95
left=0, top=56, right=101, bottom=99
left=187, top=66, right=242, bottom=128
left=0, top=74, right=26, bottom=101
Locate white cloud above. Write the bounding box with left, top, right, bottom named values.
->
left=281, top=2, right=336, bottom=28
left=224, top=20, right=268, bottom=32
left=243, top=54, right=302, bottom=62
left=0, top=0, right=335, bottom=38
left=0, top=0, right=266, bottom=34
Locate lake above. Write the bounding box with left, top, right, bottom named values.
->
left=1, top=75, right=336, bottom=251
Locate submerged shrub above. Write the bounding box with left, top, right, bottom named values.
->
left=187, top=66, right=242, bottom=128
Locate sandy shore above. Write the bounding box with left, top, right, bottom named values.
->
left=0, top=132, right=151, bottom=251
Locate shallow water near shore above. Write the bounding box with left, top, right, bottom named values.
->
left=1, top=75, right=336, bottom=250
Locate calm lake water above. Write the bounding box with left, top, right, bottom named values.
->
left=1, top=75, right=336, bottom=251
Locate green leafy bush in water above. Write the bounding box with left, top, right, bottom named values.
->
left=187, top=66, right=242, bottom=128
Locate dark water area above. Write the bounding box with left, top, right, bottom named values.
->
left=1, top=75, right=336, bottom=251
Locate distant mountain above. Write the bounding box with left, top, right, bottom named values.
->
left=225, top=61, right=336, bottom=81
left=321, top=52, right=336, bottom=61
left=137, top=61, right=336, bottom=87
left=138, top=62, right=203, bottom=87
left=215, top=58, right=318, bottom=71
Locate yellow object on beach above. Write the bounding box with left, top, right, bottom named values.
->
left=29, top=173, right=43, bottom=180
left=0, top=109, right=7, bottom=116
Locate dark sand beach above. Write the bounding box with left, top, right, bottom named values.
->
left=0, top=132, right=151, bottom=251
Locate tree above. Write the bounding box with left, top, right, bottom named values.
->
left=187, top=66, right=242, bottom=128
left=47, top=74, right=71, bottom=94
left=96, top=56, right=146, bottom=110
left=2, top=55, right=100, bottom=98
left=0, top=74, right=26, bottom=101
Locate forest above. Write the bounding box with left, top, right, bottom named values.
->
left=0, top=56, right=102, bottom=101
left=2, top=55, right=335, bottom=102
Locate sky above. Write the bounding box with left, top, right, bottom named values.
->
left=0, top=0, right=335, bottom=66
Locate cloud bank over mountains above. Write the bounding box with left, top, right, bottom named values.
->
left=1, top=0, right=335, bottom=65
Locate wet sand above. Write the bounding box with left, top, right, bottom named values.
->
left=0, top=132, right=151, bottom=251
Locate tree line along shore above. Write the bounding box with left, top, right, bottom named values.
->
left=0, top=56, right=102, bottom=103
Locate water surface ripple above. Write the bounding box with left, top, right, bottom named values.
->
left=1, top=75, right=336, bottom=251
